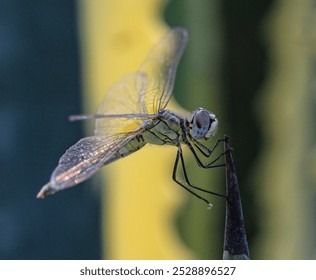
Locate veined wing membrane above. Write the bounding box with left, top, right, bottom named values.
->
left=95, top=72, right=152, bottom=136
left=137, top=27, right=188, bottom=114
left=85, top=28, right=188, bottom=136
left=37, top=133, right=136, bottom=198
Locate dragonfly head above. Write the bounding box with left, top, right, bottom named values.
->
left=188, top=108, right=218, bottom=140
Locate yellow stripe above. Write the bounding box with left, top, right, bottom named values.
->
left=78, top=0, right=195, bottom=259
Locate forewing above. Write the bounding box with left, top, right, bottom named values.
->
left=95, top=72, right=147, bottom=136
left=37, top=134, right=133, bottom=197
left=96, top=28, right=188, bottom=135
left=137, top=28, right=188, bottom=114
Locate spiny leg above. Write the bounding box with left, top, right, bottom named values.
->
left=172, top=147, right=211, bottom=205
left=191, top=137, right=225, bottom=157
left=172, top=145, right=226, bottom=206
left=186, top=139, right=227, bottom=169
left=178, top=145, right=226, bottom=198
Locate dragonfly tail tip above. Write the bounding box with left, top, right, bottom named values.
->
left=36, top=182, right=55, bottom=199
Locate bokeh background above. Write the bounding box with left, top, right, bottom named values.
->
left=1, top=0, right=315, bottom=259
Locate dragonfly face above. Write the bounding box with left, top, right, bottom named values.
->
left=189, top=108, right=218, bottom=140
left=37, top=27, right=225, bottom=205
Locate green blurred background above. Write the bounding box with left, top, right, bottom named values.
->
left=1, top=0, right=315, bottom=259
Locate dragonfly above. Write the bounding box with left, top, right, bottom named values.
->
left=37, top=27, right=225, bottom=206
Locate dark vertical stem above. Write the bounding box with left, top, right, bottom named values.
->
left=223, top=136, right=250, bottom=259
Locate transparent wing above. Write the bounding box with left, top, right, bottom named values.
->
left=95, top=28, right=188, bottom=136
left=37, top=133, right=136, bottom=198
left=95, top=72, right=148, bottom=136
left=137, top=27, right=188, bottom=114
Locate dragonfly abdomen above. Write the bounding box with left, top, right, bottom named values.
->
left=104, top=134, right=146, bottom=166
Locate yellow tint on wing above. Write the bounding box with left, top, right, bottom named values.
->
left=95, top=72, right=145, bottom=136
left=138, top=28, right=188, bottom=114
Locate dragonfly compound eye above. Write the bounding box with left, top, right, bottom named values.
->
left=191, top=108, right=218, bottom=139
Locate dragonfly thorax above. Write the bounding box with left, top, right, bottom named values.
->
left=188, top=108, right=218, bottom=140
left=140, top=110, right=182, bottom=146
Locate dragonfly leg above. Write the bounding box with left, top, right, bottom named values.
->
left=172, top=145, right=226, bottom=205
left=186, top=140, right=227, bottom=169
left=191, top=137, right=225, bottom=157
